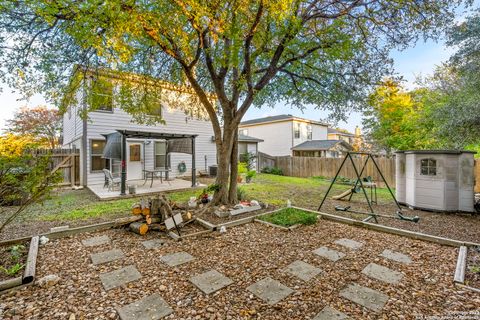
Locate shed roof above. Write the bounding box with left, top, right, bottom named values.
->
left=291, top=140, right=353, bottom=151
left=395, top=150, right=476, bottom=155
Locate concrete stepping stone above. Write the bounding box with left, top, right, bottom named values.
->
left=334, top=238, right=363, bottom=250
left=99, top=265, right=142, bottom=290
left=340, top=283, right=388, bottom=312
left=313, top=306, right=350, bottom=320
left=116, top=293, right=173, bottom=320
left=160, top=252, right=195, bottom=267
left=190, top=269, right=233, bottom=294
left=361, top=263, right=404, bottom=284
left=91, top=249, right=125, bottom=265
left=82, top=235, right=110, bottom=247
left=283, top=260, right=322, bottom=281
left=142, top=239, right=165, bottom=250
left=380, top=249, right=412, bottom=265
left=247, top=277, right=294, bottom=305
left=313, top=246, right=345, bottom=262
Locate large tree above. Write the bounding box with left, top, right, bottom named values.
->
left=6, top=106, right=61, bottom=149
left=0, top=0, right=463, bottom=204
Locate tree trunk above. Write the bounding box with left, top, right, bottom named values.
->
left=228, top=130, right=238, bottom=203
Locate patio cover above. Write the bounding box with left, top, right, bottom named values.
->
left=115, top=130, right=198, bottom=195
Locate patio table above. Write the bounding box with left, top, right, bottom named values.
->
left=143, top=168, right=171, bottom=188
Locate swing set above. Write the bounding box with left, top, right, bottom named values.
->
left=318, top=152, right=419, bottom=223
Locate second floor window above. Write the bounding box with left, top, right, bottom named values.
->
left=239, top=129, right=248, bottom=136
left=294, top=123, right=300, bottom=139
left=307, top=125, right=312, bottom=140
left=91, top=78, right=113, bottom=112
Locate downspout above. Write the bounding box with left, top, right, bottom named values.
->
left=191, top=136, right=196, bottom=187
left=120, top=131, right=127, bottom=195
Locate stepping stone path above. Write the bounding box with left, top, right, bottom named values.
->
left=116, top=293, right=173, bottom=320
left=82, top=235, right=110, bottom=247
left=247, top=277, right=293, bottom=305
left=142, top=239, right=165, bottom=250
left=160, top=252, right=195, bottom=267
left=362, top=263, right=404, bottom=284
left=283, top=260, right=322, bottom=281
left=190, top=269, right=233, bottom=294
left=90, top=249, right=125, bottom=265
left=334, top=238, right=363, bottom=250
left=99, top=265, right=142, bottom=290
left=340, top=283, right=388, bottom=312
left=380, top=249, right=412, bottom=265
left=313, top=246, right=345, bottom=262
left=313, top=306, right=350, bottom=320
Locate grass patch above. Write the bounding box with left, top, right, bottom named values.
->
left=258, top=207, right=318, bottom=227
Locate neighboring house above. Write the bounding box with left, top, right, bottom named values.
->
left=238, top=133, right=263, bottom=171
left=291, top=140, right=353, bottom=158
left=327, top=127, right=355, bottom=145
left=62, top=69, right=217, bottom=188
left=239, top=114, right=328, bottom=156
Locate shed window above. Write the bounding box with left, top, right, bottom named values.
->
left=420, top=159, right=436, bottom=176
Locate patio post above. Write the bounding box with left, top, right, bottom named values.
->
left=191, top=136, right=196, bottom=187
left=120, top=131, right=127, bottom=195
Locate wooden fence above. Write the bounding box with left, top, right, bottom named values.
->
left=30, top=148, right=80, bottom=187
left=274, top=156, right=396, bottom=186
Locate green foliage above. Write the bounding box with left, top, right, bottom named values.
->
left=238, top=162, right=248, bottom=175
left=9, top=244, right=26, bottom=262
left=240, top=152, right=256, bottom=171
left=237, top=186, right=247, bottom=201
left=258, top=208, right=318, bottom=227
left=0, top=263, right=24, bottom=276
left=246, top=170, right=256, bottom=182
left=261, top=166, right=283, bottom=175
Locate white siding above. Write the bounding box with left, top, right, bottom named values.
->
left=85, top=106, right=216, bottom=185
left=62, top=88, right=84, bottom=146
left=311, top=123, right=328, bottom=140
left=240, top=121, right=293, bottom=156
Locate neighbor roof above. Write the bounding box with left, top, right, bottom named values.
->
left=240, top=114, right=327, bottom=126
left=238, top=133, right=264, bottom=143
left=327, top=127, right=354, bottom=136
left=291, top=140, right=353, bottom=151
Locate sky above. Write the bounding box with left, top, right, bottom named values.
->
left=0, top=3, right=475, bottom=133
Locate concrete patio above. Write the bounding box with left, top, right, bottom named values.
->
left=88, top=178, right=203, bottom=199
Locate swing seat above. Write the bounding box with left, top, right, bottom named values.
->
left=335, top=205, right=351, bottom=211
left=396, top=211, right=420, bottom=223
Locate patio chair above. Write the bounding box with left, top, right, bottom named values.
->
left=102, top=169, right=120, bottom=191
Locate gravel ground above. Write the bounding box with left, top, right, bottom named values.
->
left=1, top=220, right=479, bottom=319
left=318, top=198, right=480, bottom=244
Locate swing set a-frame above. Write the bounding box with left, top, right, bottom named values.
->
left=318, top=152, right=419, bottom=223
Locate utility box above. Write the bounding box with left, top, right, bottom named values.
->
left=395, top=150, right=475, bottom=212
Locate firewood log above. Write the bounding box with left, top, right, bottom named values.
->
left=129, top=222, right=148, bottom=235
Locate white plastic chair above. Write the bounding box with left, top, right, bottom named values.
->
left=102, top=169, right=120, bottom=191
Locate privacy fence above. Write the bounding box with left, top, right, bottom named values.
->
left=30, top=148, right=80, bottom=187
left=260, top=154, right=480, bottom=192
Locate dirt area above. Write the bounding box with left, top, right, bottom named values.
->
left=465, top=247, right=480, bottom=289
left=194, top=204, right=276, bottom=225
left=0, top=241, right=28, bottom=281
left=1, top=220, right=479, bottom=319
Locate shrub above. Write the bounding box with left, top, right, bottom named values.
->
left=246, top=170, right=256, bottom=183
left=238, top=162, right=248, bottom=174
left=237, top=186, right=247, bottom=201
left=261, top=166, right=283, bottom=175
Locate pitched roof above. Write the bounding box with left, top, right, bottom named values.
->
left=291, top=140, right=353, bottom=151
left=327, top=127, right=354, bottom=136
left=240, top=114, right=327, bottom=126
left=238, top=133, right=264, bottom=142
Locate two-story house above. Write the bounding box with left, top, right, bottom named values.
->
left=62, top=69, right=217, bottom=195
left=238, top=114, right=329, bottom=156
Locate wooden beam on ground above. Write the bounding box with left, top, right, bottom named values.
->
left=22, top=236, right=39, bottom=284
left=454, top=246, right=468, bottom=283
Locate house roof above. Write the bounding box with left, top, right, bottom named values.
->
left=291, top=140, right=353, bottom=151
left=327, top=127, right=354, bottom=136
left=240, top=114, right=328, bottom=126
left=238, top=134, right=264, bottom=143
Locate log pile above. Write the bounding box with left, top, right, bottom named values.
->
left=129, top=195, right=193, bottom=235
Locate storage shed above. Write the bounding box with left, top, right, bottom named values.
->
left=395, top=150, right=476, bottom=212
